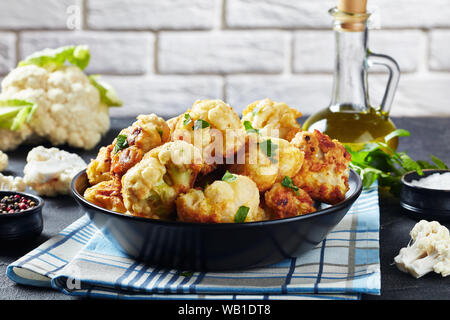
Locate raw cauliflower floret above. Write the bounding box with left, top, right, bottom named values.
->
left=176, top=173, right=267, bottom=223
left=121, top=141, right=202, bottom=220
left=263, top=182, right=316, bottom=220
left=23, top=146, right=87, bottom=196
left=241, top=98, right=302, bottom=142
left=0, top=151, right=8, bottom=171
left=171, top=99, right=246, bottom=175
left=291, top=130, right=351, bottom=205
left=0, top=173, right=26, bottom=192
left=394, top=220, right=450, bottom=278
left=228, top=136, right=304, bottom=192
left=0, top=64, right=110, bottom=150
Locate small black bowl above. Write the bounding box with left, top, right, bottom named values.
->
left=0, top=191, right=44, bottom=241
left=71, top=169, right=362, bottom=271
left=401, top=169, right=450, bottom=222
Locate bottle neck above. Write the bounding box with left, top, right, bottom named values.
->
left=330, top=27, right=369, bottom=112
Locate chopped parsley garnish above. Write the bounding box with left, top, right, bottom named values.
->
left=281, top=176, right=300, bottom=196
left=222, top=170, right=237, bottom=182
left=243, top=120, right=259, bottom=134
left=157, top=129, right=163, bottom=137
left=113, top=134, right=129, bottom=154
left=259, top=139, right=278, bottom=163
left=183, top=113, right=192, bottom=126
left=234, top=206, right=249, bottom=223
left=193, top=119, right=210, bottom=130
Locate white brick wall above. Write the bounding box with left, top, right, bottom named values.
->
left=0, top=0, right=449, bottom=117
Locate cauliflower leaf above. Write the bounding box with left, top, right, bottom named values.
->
left=0, top=99, right=37, bottom=131
left=88, top=75, right=123, bottom=107
left=18, top=45, right=90, bottom=70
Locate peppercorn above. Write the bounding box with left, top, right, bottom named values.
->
left=0, top=194, right=37, bottom=214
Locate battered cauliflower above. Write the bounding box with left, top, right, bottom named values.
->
left=291, top=130, right=351, bottom=205
left=121, top=141, right=202, bottom=219
left=0, top=151, right=8, bottom=171
left=228, top=136, right=304, bottom=192
left=84, top=179, right=126, bottom=214
left=176, top=173, right=267, bottom=223
left=171, top=99, right=246, bottom=174
left=263, top=182, right=316, bottom=220
left=23, top=146, right=87, bottom=196
left=241, top=98, right=302, bottom=141
left=0, top=45, right=121, bottom=151
left=86, top=144, right=113, bottom=186
left=0, top=173, right=26, bottom=192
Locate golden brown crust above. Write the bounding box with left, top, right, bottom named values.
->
left=86, top=144, right=113, bottom=186
left=83, top=179, right=126, bottom=213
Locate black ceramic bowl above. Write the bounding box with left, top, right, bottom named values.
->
left=0, top=191, right=44, bottom=241
left=71, top=169, right=362, bottom=271
left=401, top=169, right=450, bottom=222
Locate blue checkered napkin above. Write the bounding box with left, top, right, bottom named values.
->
left=7, top=184, right=380, bottom=300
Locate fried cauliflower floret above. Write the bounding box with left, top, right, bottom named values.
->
left=291, top=130, right=351, bottom=205
left=84, top=179, right=126, bottom=213
left=110, top=114, right=170, bottom=180
left=86, top=145, right=113, bottom=185
left=264, top=182, right=316, bottom=220
left=176, top=174, right=266, bottom=223
left=171, top=99, right=246, bottom=174
left=0, top=173, right=26, bottom=192
left=121, top=141, right=202, bottom=219
left=23, top=146, right=87, bottom=196
left=241, top=98, right=302, bottom=141
left=228, top=136, right=304, bottom=192
left=0, top=151, right=8, bottom=171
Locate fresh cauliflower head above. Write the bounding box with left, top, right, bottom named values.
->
left=23, top=146, right=87, bottom=196
left=263, top=182, right=316, bottom=220
left=0, top=173, right=26, bottom=192
left=172, top=99, right=246, bottom=174
left=176, top=173, right=267, bottom=223
left=0, top=151, right=8, bottom=171
left=84, top=179, right=126, bottom=214
left=228, top=136, right=304, bottom=192
left=291, top=130, right=351, bottom=205
left=121, top=141, right=202, bottom=220
left=241, top=98, right=302, bottom=142
left=394, top=220, right=450, bottom=278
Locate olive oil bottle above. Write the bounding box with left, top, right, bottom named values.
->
left=303, top=0, right=400, bottom=151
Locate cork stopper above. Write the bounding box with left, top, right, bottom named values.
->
left=332, top=0, right=370, bottom=32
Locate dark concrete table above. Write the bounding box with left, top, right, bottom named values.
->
left=0, top=117, right=449, bottom=300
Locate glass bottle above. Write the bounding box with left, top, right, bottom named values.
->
left=302, top=4, right=400, bottom=151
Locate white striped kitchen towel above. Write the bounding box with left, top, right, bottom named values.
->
left=6, top=184, right=380, bottom=300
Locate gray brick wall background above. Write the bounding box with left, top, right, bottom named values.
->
left=0, top=0, right=449, bottom=118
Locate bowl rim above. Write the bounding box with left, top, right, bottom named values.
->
left=71, top=169, right=363, bottom=228
left=401, top=169, right=450, bottom=193
left=0, top=191, right=44, bottom=218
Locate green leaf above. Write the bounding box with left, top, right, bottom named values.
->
left=183, top=113, right=192, bottom=126
left=222, top=170, right=237, bottom=182
left=243, top=120, right=259, bottom=134
left=234, top=206, right=250, bottom=223
left=180, top=271, right=194, bottom=277
left=384, top=129, right=410, bottom=142
left=416, top=160, right=437, bottom=170
left=0, top=99, right=37, bottom=131
left=193, top=119, right=210, bottom=130
left=431, top=155, right=448, bottom=169
left=281, top=176, right=300, bottom=196
left=88, top=75, right=123, bottom=107
left=18, top=45, right=91, bottom=70
left=259, top=139, right=278, bottom=163
left=113, top=134, right=129, bottom=154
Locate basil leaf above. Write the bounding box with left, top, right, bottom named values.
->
left=243, top=120, right=259, bottom=134
left=113, top=134, right=129, bottom=154
left=222, top=170, right=237, bottom=182
left=19, top=45, right=90, bottom=70
left=183, top=113, right=192, bottom=126
left=281, top=176, right=300, bottom=196
left=193, top=119, right=210, bottom=130
left=259, top=139, right=278, bottom=163
left=89, top=75, right=122, bottom=107
left=234, top=206, right=249, bottom=223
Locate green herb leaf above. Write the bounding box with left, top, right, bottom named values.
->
left=243, top=120, right=259, bottom=134
left=193, top=119, right=210, bottom=130
left=183, top=113, right=192, bottom=126
left=88, top=75, right=123, bottom=107
left=222, top=170, right=237, bottom=182
left=259, top=139, right=278, bottom=163
left=384, top=129, right=410, bottom=142
left=281, top=176, right=300, bottom=196
left=113, top=134, right=129, bottom=154
left=431, top=155, right=449, bottom=169
left=234, top=206, right=250, bottom=223
left=18, top=45, right=90, bottom=70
